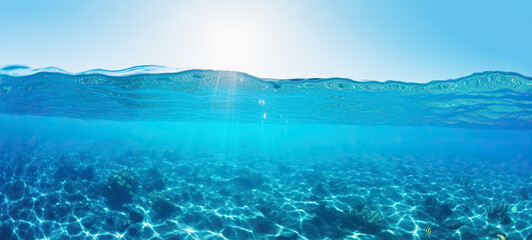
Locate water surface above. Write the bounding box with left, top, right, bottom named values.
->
left=0, top=66, right=530, bottom=239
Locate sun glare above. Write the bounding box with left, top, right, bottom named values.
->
left=208, top=20, right=257, bottom=70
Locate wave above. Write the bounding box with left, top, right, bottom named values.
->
left=0, top=66, right=531, bottom=129
left=1, top=65, right=531, bottom=92
left=0, top=65, right=181, bottom=77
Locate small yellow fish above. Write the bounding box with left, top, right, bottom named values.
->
left=424, top=226, right=432, bottom=238
left=496, top=233, right=507, bottom=240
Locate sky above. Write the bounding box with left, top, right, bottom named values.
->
left=0, top=0, right=531, bottom=82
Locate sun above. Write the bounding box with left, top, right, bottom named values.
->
left=207, top=20, right=257, bottom=71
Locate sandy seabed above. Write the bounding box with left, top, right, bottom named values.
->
left=0, top=140, right=531, bottom=240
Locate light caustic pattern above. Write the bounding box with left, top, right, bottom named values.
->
left=0, top=140, right=531, bottom=239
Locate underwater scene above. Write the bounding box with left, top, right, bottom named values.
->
left=0, top=66, right=531, bottom=240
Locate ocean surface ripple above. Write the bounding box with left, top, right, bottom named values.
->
left=0, top=66, right=531, bottom=129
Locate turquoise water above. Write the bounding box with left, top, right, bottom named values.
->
left=0, top=66, right=531, bottom=239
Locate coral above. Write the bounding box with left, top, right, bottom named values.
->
left=54, top=163, right=80, bottom=181
left=103, top=212, right=131, bottom=232
left=311, top=202, right=386, bottom=236
left=487, top=201, right=510, bottom=219
left=311, top=202, right=387, bottom=236
left=487, top=201, right=512, bottom=225
left=454, top=176, right=470, bottom=187
left=148, top=190, right=178, bottom=219
left=421, top=196, right=453, bottom=221
left=106, top=170, right=139, bottom=208
left=142, top=167, right=167, bottom=192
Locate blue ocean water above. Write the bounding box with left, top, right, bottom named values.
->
left=0, top=66, right=531, bottom=239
